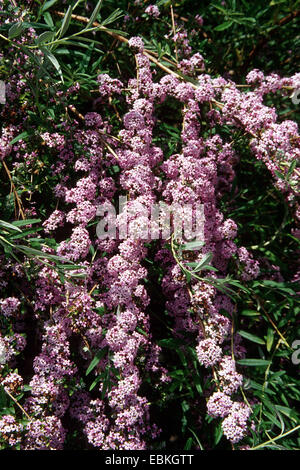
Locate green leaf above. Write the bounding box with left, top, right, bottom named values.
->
left=101, top=367, right=111, bottom=399
left=41, top=48, right=64, bottom=82
left=0, top=220, right=22, bottom=233
left=181, top=240, right=205, bottom=251
left=287, top=160, right=297, bottom=178
left=15, top=245, right=70, bottom=263
left=58, top=5, right=73, bottom=38
left=214, top=21, right=233, bottom=31
left=56, top=264, right=84, bottom=271
left=37, top=30, right=55, bottom=45
left=214, top=421, right=223, bottom=445
left=238, top=330, right=265, bottom=345
left=184, top=437, right=193, bottom=450
left=100, top=8, right=124, bottom=27
left=211, top=3, right=228, bottom=14
left=237, top=358, right=270, bottom=367
left=12, top=219, right=41, bottom=227
left=158, top=338, right=182, bottom=349
left=186, top=252, right=214, bottom=272
left=270, top=0, right=289, bottom=5
left=89, top=375, right=102, bottom=391
left=0, top=386, right=7, bottom=408
left=86, top=0, right=103, bottom=29
left=9, top=131, right=29, bottom=146
left=266, top=328, right=274, bottom=352
left=43, top=12, right=54, bottom=28
left=184, top=269, right=191, bottom=283
left=8, top=22, right=25, bottom=39
left=274, top=170, right=285, bottom=180
left=274, top=405, right=298, bottom=421
left=86, top=348, right=107, bottom=376
left=226, top=279, right=250, bottom=293
left=241, top=309, right=260, bottom=317
left=40, top=0, right=59, bottom=14
left=262, top=409, right=282, bottom=428
left=10, top=229, right=42, bottom=240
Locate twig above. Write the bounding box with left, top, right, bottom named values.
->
left=4, top=388, right=32, bottom=421
left=250, top=424, right=300, bottom=450
left=170, top=4, right=178, bottom=64
left=1, top=160, right=25, bottom=220
left=254, top=294, right=291, bottom=350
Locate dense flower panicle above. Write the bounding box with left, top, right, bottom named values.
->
left=196, top=339, right=223, bottom=367
left=84, top=112, right=103, bottom=128
left=128, top=36, right=144, bottom=52
left=218, top=356, right=243, bottom=395
left=207, top=392, right=233, bottom=418
left=43, top=210, right=65, bottom=233
left=145, top=5, right=160, bottom=18
left=57, top=226, right=91, bottom=261
left=65, top=176, right=97, bottom=204
left=0, top=297, right=20, bottom=317
left=23, top=417, right=66, bottom=450
left=40, top=132, right=65, bottom=149
left=237, top=247, right=260, bottom=281
left=221, top=403, right=251, bottom=443
left=0, top=415, right=23, bottom=447
left=98, top=73, right=123, bottom=97
left=246, top=69, right=265, bottom=85
left=1, top=372, right=23, bottom=394
left=195, top=74, right=215, bottom=103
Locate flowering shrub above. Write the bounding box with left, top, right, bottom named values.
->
left=0, top=0, right=299, bottom=451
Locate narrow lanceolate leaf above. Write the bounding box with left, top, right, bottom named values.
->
left=8, top=22, right=25, bottom=39
left=266, top=328, right=275, bottom=352
left=186, top=252, right=214, bottom=272
left=86, top=348, right=107, bottom=376
left=15, top=245, right=70, bottom=263
left=0, top=220, right=22, bottom=233
left=100, top=9, right=124, bottom=27
left=43, top=12, right=54, bottom=28
left=274, top=170, right=285, bottom=180
left=241, top=309, right=260, bottom=317
left=40, top=0, right=59, bottom=14
left=86, top=0, right=103, bottom=29
left=41, top=48, right=64, bottom=82
left=238, top=330, right=265, bottom=345
left=89, top=375, right=102, bottom=391
left=184, top=269, right=191, bottom=283
left=237, top=358, right=270, bottom=367
left=226, top=279, right=250, bottom=294
left=181, top=240, right=205, bottom=251
left=58, top=5, right=73, bottom=38
left=36, top=30, right=55, bottom=45
left=287, top=160, right=297, bottom=179
left=9, top=131, right=29, bottom=146
left=214, top=21, right=233, bottom=31
left=12, top=219, right=41, bottom=227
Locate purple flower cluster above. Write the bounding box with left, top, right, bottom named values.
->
left=0, top=297, right=20, bottom=317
